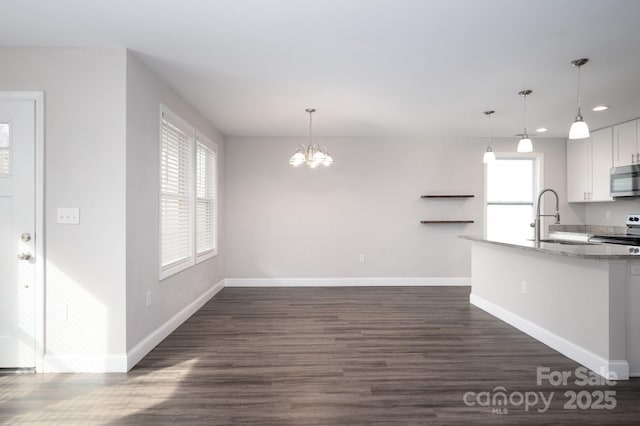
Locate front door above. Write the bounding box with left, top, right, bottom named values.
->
left=0, top=99, right=36, bottom=368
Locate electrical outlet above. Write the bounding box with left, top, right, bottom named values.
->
left=359, top=254, right=365, bottom=263
left=606, top=210, right=612, bottom=220
left=521, top=281, right=527, bottom=294
left=146, top=291, right=152, bottom=308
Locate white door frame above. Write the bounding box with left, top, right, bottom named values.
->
left=0, top=91, right=45, bottom=372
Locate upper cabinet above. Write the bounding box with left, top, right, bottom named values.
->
left=613, top=120, right=638, bottom=167
left=567, top=137, right=591, bottom=202
left=591, top=128, right=614, bottom=201
left=567, top=127, right=613, bottom=203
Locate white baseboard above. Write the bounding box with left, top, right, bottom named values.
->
left=43, top=354, right=128, bottom=373
left=42, top=280, right=225, bottom=373
left=225, top=277, right=471, bottom=287
left=126, top=279, right=225, bottom=371
left=470, top=293, right=629, bottom=380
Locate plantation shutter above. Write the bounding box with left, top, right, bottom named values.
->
left=160, top=109, right=195, bottom=277
left=196, top=135, right=217, bottom=260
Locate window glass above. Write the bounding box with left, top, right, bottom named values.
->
left=486, top=205, right=534, bottom=241
left=0, top=123, right=10, bottom=177
left=487, top=159, right=533, bottom=202
left=486, top=156, right=539, bottom=241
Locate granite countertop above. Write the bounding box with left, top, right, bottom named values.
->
left=548, top=224, right=628, bottom=236
left=459, top=235, right=640, bottom=260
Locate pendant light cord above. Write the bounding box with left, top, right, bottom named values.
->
left=576, top=65, right=582, bottom=115
left=308, top=111, right=313, bottom=144
left=523, top=93, right=528, bottom=135
left=488, top=113, right=493, bottom=148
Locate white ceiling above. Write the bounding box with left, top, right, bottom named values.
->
left=2, top=0, right=640, bottom=139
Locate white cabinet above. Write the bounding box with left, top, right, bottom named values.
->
left=567, top=137, right=591, bottom=202
left=591, top=128, right=614, bottom=201
left=613, top=120, right=638, bottom=167
left=567, top=127, right=613, bottom=202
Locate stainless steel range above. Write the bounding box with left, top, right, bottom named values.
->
left=590, top=214, right=640, bottom=251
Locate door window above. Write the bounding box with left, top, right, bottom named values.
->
left=0, top=122, right=11, bottom=177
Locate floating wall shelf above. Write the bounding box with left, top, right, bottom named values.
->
left=420, top=220, right=474, bottom=224
left=420, top=195, right=474, bottom=198
left=420, top=194, right=475, bottom=224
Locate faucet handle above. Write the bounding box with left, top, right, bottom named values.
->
left=555, top=213, right=560, bottom=224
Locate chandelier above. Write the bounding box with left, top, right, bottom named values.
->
left=288, top=108, right=333, bottom=168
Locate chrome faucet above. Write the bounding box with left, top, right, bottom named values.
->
left=531, top=188, right=560, bottom=243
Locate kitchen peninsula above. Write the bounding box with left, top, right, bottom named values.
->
left=461, top=235, right=640, bottom=380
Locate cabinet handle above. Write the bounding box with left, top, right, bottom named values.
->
left=633, top=154, right=636, bottom=164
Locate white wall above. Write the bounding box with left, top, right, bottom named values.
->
left=225, top=135, right=582, bottom=280
left=585, top=198, right=640, bottom=226
left=0, top=47, right=128, bottom=369
left=0, top=47, right=226, bottom=371
left=125, top=51, right=225, bottom=352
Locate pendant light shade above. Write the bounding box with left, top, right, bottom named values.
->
left=483, top=110, right=496, bottom=163
left=288, top=108, right=333, bottom=168
left=569, top=119, right=589, bottom=140
left=483, top=149, right=496, bottom=163
left=517, top=136, right=533, bottom=153
left=517, top=90, right=534, bottom=153
left=569, top=58, right=590, bottom=140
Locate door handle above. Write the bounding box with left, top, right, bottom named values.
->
left=17, top=252, right=32, bottom=261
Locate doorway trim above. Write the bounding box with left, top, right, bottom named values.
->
left=0, top=91, right=45, bottom=372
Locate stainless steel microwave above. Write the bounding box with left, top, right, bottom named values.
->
left=611, top=164, right=640, bottom=198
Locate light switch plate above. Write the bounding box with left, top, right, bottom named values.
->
left=57, top=207, right=80, bottom=224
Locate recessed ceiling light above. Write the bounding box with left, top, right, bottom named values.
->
left=536, top=127, right=548, bottom=133
left=592, top=105, right=609, bottom=112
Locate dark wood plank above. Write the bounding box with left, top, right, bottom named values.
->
left=1, top=286, right=639, bottom=425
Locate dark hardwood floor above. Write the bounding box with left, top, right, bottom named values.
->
left=1, top=286, right=639, bottom=425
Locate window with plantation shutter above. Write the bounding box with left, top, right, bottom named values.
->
left=195, top=134, right=217, bottom=261
left=160, top=107, right=195, bottom=279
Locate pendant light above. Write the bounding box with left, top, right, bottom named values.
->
left=517, top=90, right=533, bottom=153
left=483, top=110, right=496, bottom=163
left=569, top=58, right=590, bottom=139
left=288, top=108, right=333, bottom=168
